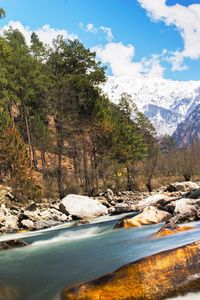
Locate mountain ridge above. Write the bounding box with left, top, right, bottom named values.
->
left=102, top=75, right=200, bottom=137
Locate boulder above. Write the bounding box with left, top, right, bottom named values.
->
left=154, top=220, right=195, bottom=238
left=111, top=203, right=135, bottom=215
left=166, top=181, right=199, bottom=192
left=173, top=198, right=200, bottom=215
left=0, top=209, right=6, bottom=223
left=61, top=240, right=200, bottom=300
left=136, top=193, right=172, bottom=210
left=25, top=202, right=37, bottom=212
left=39, top=210, right=51, bottom=220
left=104, top=188, right=114, bottom=201
left=20, top=219, right=34, bottom=230
left=5, top=216, right=18, bottom=230
left=0, top=239, right=29, bottom=251
left=0, top=282, right=19, bottom=300
left=22, top=210, right=40, bottom=222
left=114, top=206, right=172, bottom=229
left=60, top=194, right=108, bottom=219
left=188, top=188, right=200, bottom=199
left=34, top=220, right=62, bottom=230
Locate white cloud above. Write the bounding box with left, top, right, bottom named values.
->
left=0, top=20, right=78, bottom=46
left=100, top=26, right=114, bottom=42
left=141, top=54, right=166, bottom=78
left=80, top=22, right=114, bottom=42
left=92, top=42, right=165, bottom=78
left=86, top=23, right=98, bottom=33
left=168, top=50, right=188, bottom=71
left=138, top=0, right=200, bottom=71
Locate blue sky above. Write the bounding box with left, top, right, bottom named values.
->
left=0, top=0, right=200, bottom=81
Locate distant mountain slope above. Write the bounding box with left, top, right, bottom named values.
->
left=102, top=75, right=200, bottom=136
left=173, top=104, right=200, bottom=146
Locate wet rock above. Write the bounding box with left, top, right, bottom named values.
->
left=166, top=181, right=199, bottom=192
left=115, top=206, right=172, bottom=229
left=60, top=194, right=108, bottom=219
left=61, top=240, right=200, bottom=300
left=0, top=282, right=19, bottom=300
left=154, top=220, right=195, bottom=237
left=0, top=239, right=29, bottom=251
left=77, top=219, right=92, bottom=226
left=20, top=219, right=34, bottom=230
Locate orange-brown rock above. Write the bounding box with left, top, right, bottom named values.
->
left=114, top=206, right=172, bottom=229
left=155, top=225, right=195, bottom=237
left=61, top=240, right=200, bottom=300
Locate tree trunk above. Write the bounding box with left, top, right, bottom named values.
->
left=114, top=164, right=120, bottom=191
left=127, top=164, right=132, bottom=191
left=145, top=147, right=158, bottom=193
left=92, top=141, right=99, bottom=192
left=72, top=140, right=80, bottom=185
left=54, top=117, right=65, bottom=199
left=41, top=150, right=46, bottom=178
left=24, top=106, right=33, bottom=168
left=32, top=146, right=38, bottom=169
left=82, top=132, right=91, bottom=194
left=183, top=174, right=191, bottom=181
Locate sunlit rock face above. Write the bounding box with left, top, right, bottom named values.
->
left=155, top=225, right=195, bottom=238
left=61, top=241, right=200, bottom=300
left=114, top=206, right=172, bottom=229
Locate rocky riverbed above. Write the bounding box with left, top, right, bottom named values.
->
left=1, top=181, right=200, bottom=236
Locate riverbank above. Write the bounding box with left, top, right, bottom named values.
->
left=0, top=181, right=200, bottom=235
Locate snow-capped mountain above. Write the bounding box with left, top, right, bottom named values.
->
left=173, top=104, right=200, bottom=146
left=102, top=75, right=200, bottom=136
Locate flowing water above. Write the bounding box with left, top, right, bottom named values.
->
left=1, top=213, right=200, bottom=300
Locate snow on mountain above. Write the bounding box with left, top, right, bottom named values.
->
left=102, top=75, right=200, bottom=136
left=173, top=104, right=200, bottom=146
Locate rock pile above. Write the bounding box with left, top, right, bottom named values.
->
left=1, top=180, right=200, bottom=234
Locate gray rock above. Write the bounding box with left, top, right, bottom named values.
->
left=0, top=239, right=29, bottom=251
left=111, top=203, right=135, bottom=215
left=5, top=216, right=18, bottom=230
left=166, top=181, right=199, bottom=192
left=188, top=188, right=200, bottom=199
left=34, top=220, right=62, bottom=230
left=22, top=210, right=40, bottom=222
left=136, top=194, right=172, bottom=211
left=173, top=198, right=200, bottom=215
left=25, top=202, right=37, bottom=212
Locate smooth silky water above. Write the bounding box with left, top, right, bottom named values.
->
left=1, top=214, right=200, bottom=300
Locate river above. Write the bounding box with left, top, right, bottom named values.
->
left=1, top=213, right=200, bottom=300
